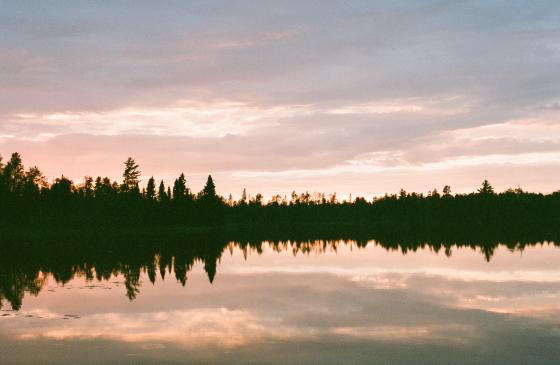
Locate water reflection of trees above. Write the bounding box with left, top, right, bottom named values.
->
left=0, top=231, right=557, bottom=310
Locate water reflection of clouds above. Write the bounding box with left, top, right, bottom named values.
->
left=4, top=272, right=560, bottom=345
left=1, top=245, right=560, bottom=364
left=10, top=308, right=293, bottom=349
left=2, top=273, right=488, bottom=350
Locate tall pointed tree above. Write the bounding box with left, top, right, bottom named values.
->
left=122, top=157, right=141, bottom=193
left=172, top=173, right=187, bottom=201
left=158, top=180, right=167, bottom=202
left=478, top=180, right=495, bottom=195
left=146, top=177, right=156, bottom=200
left=240, top=188, right=247, bottom=205
left=199, top=175, right=217, bottom=200
left=4, top=152, right=25, bottom=194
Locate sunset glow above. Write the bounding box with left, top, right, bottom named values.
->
left=1, top=2, right=559, bottom=197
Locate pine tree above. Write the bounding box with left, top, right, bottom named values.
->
left=122, top=157, right=141, bottom=193
left=478, top=180, right=495, bottom=195
left=200, top=175, right=216, bottom=198
left=158, top=180, right=167, bottom=202
left=146, top=177, right=156, bottom=200
left=172, top=173, right=187, bottom=201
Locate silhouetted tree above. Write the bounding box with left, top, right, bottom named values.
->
left=199, top=175, right=217, bottom=199
left=122, top=157, right=141, bottom=193
left=4, top=152, right=25, bottom=194
left=158, top=180, right=169, bottom=202
left=478, top=180, right=495, bottom=195
left=239, top=188, right=248, bottom=206
left=95, top=176, right=117, bottom=198
left=172, top=173, right=188, bottom=201
left=50, top=176, right=75, bottom=198
left=252, top=193, right=263, bottom=206
left=355, top=196, right=368, bottom=206
left=23, top=166, right=46, bottom=197
left=146, top=177, right=156, bottom=200
left=158, top=180, right=168, bottom=202
left=83, top=176, right=94, bottom=199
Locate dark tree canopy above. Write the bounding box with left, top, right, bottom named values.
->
left=23, top=166, right=46, bottom=196
left=83, top=176, right=94, bottom=199
left=0, top=152, right=558, bottom=232
left=51, top=176, right=74, bottom=197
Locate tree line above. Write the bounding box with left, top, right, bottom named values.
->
left=1, top=152, right=559, bottom=229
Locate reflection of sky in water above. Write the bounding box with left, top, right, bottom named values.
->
left=1, top=243, right=560, bottom=364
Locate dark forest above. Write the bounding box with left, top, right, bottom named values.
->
left=1, top=152, right=559, bottom=232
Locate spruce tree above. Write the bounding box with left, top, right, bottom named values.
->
left=122, top=157, right=141, bottom=193
left=158, top=180, right=167, bottom=202
left=201, top=175, right=216, bottom=198
left=478, top=180, right=495, bottom=195
left=146, top=177, right=156, bottom=200
left=173, top=173, right=187, bottom=201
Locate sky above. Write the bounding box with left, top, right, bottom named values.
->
left=1, top=1, right=559, bottom=198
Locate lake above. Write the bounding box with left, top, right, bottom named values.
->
left=1, top=237, right=559, bottom=364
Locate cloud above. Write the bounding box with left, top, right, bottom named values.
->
left=541, top=100, right=560, bottom=110
left=0, top=1, right=559, bottom=194
left=2, top=252, right=560, bottom=364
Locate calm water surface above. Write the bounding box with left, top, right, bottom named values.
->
left=1, top=240, right=560, bottom=364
